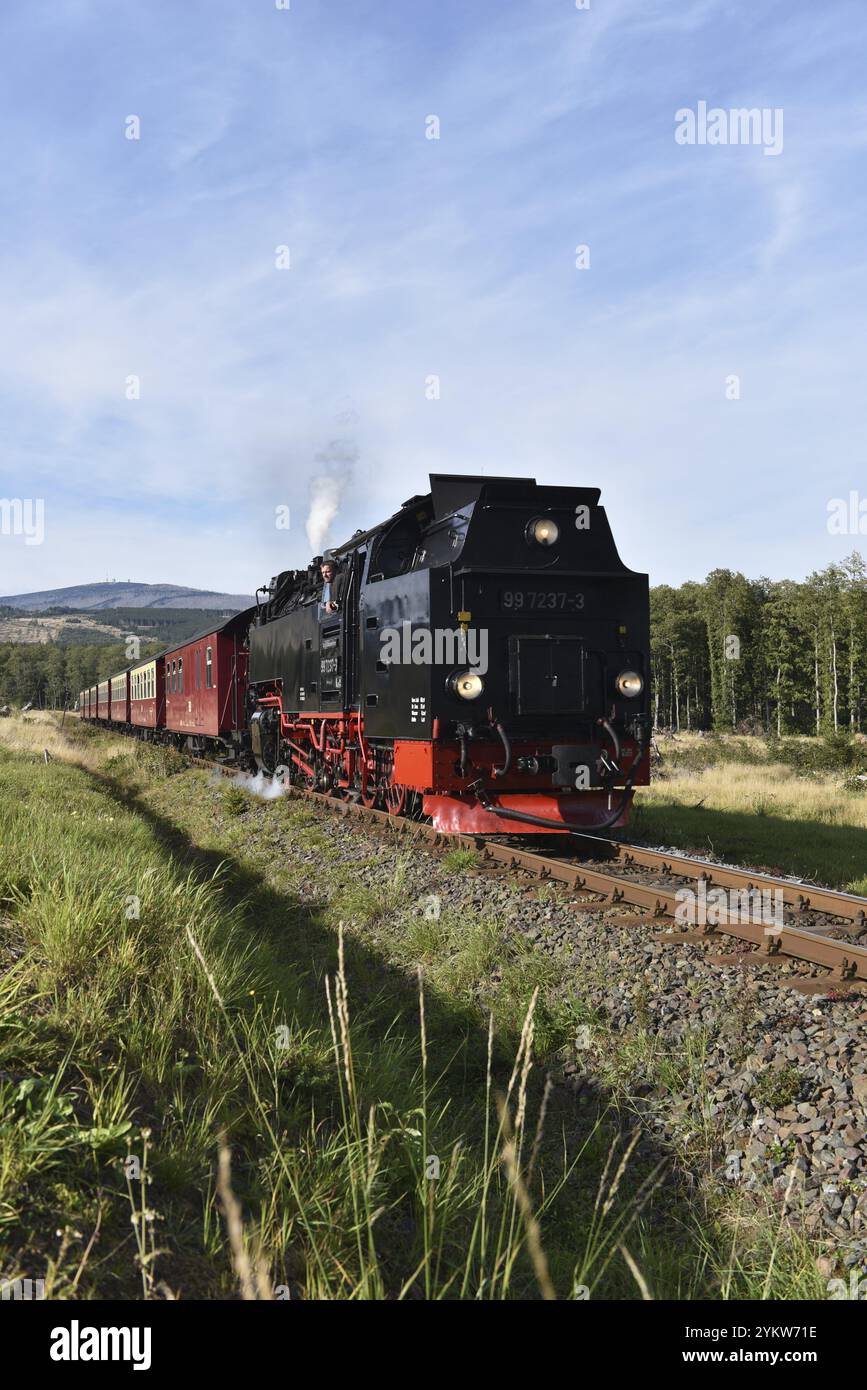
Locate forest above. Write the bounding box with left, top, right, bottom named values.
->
left=650, top=554, right=866, bottom=734
left=0, top=554, right=864, bottom=735
left=0, top=639, right=163, bottom=710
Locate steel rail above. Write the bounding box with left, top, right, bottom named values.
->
left=192, top=757, right=867, bottom=984
left=575, top=837, right=867, bottom=925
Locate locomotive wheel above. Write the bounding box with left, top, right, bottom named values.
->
left=358, top=761, right=379, bottom=808
left=384, top=781, right=407, bottom=816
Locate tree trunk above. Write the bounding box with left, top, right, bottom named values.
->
left=831, top=628, right=839, bottom=732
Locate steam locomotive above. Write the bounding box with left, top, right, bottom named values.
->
left=247, top=473, right=650, bottom=832
left=82, top=473, right=651, bottom=835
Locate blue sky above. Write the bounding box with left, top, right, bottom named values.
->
left=1, top=0, right=865, bottom=596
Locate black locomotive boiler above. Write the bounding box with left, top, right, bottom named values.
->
left=246, top=473, right=650, bottom=834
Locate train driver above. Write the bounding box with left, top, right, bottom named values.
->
left=319, top=557, right=345, bottom=613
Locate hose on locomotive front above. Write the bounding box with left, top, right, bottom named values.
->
left=458, top=728, right=468, bottom=778
left=470, top=728, right=647, bottom=836
left=596, top=717, right=622, bottom=780
left=491, top=722, right=511, bottom=779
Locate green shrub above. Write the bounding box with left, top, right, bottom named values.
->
left=765, top=734, right=867, bottom=775
left=752, top=1065, right=802, bottom=1110
left=222, top=784, right=250, bottom=817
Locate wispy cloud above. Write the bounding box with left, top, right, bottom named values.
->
left=1, top=0, right=865, bottom=594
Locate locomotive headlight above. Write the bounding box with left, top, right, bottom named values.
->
left=527, top=516, right=559, bottom=547
left=615, top=669, right=644, bottom=698
left=450, top=670, right=485, bottom=700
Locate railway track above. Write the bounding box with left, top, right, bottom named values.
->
left=199, top=756, right=867, bottom=993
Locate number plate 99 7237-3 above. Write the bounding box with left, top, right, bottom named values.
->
left=500, top=589, right=585, bottom=613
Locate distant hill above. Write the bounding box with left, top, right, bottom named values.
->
left=0, top=582, right=254, bottom=613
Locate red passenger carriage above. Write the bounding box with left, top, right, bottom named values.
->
left=163, top=613, right=250, bottom=756
left=129, top=657, right=165, bottom=734
left=110, top=671, right=130, bottom=724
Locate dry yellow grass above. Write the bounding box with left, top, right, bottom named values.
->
left=641, top=760, right=867, bottom=830
left=634, top=735, right=867, bottom=892
left=0, top=710, right=121, bottom=774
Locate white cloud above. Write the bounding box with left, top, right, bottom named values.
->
left=1, top=0, right=865, bottom=596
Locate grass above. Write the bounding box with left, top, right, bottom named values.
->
left=634, top=733, right=867, bottom=894
left=0, top=714, right=858, bottom=1301
left=753, top=1066, right=803, bottom=1111
left=222, top=785, right=251, bottom=817
left=441, top=848, right=480, bottom=873
left=0, top=714, right=679, bottom=1300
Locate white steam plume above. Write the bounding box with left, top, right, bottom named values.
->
left=303, top=438, right=359, bottom=555
left=305, top=475, right=344, bottom=555
left=209, top=770, right=286, bottom=800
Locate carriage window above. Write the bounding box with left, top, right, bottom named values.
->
left=178, top=658, right=183, bottom=694
left=196, top=650, right=201, bottom=690
left=206, top=647, right=213, bottom=689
